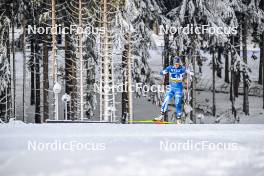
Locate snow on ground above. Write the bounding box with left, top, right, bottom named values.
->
left=0, top=124, right=264, bottom=176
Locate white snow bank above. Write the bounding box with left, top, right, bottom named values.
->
left=0, top=124, right=264, bottom=176
left=6, top=118, right=26, bottom=125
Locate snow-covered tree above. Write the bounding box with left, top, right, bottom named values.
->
left=0, top=2, right=12, bottom=122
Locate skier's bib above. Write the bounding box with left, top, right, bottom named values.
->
left=168, top=67, right=185, bottom=84
left=170, top=73, right=184, bottom=83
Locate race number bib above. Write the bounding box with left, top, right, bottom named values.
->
left=170, top=73, right=184, bottom=82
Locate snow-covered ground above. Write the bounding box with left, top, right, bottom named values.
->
left=0, top=123, right=264, bottom=176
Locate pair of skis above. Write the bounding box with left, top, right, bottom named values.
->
left=128, top=119, right=182, bottom=124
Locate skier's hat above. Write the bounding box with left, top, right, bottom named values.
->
left=174, top=56, right=181, bottom=64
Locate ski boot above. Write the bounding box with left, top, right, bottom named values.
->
left=175, top=113, right=182, bottom=124
left=154, top=112, right=165, bottom=121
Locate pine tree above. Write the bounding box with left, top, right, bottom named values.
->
left=242, top=13, right=249, bottom=115
left=21, top=15, right=26, bottom=122
left=64, top=2, right=78, bottom=120
left=0, top=2, right=12, bottom=121
left=121, top=33, right=130, bottom=123
left=43, top=31, right=49, bottom=122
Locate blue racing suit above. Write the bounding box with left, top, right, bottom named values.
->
left=160, top=65, right=187, bottom=117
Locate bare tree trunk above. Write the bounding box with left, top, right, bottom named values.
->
left=65, top=30, right=70, bottom=118
left=71, top=53, right=77, bottom=120
left=230, top=38, right=237, bottom=120
left=78, top=0, right=84, bottom=120
left=242, top=15, right=249, bottom=115
left=121, top=33, right=133, bottom=123
left=191, top=54, right=196, bottom=123
left=51, top=0, right=57, bottom=83
left=99, top=0, right=116, bottom=122
left=6, top=27, right=11, bottom=120
left=22, top=18, right=26, bottom=122
left=12, top=16, right=16, bottom=119
left=233, top=15, right=241, bottom=98
left=230, top=66, right=233, bottom=102
left=35, top=43, right=41, bottom=123
left=64, top=13, right=77, bottom=119
left=102, top=0, right=109, bottom=121
left=30, top=39, right=35, bottom=105
left=121, top=34, right=129, bottom=124
left=216, top=47, right=222, bottom=78
left=234, top=72, right=240, bottom=97
left=127, top=33, right=133, bottom=123
left=163, top=33, right=170, bottom=122
left=65, top=31, right=77, bottom=120
left=212, top=48, right=216, bottom=116
left=230, top=66, right=237, bottom=120
left=258, top=41, right=262, bottom=84
left=262, top=32, right=264, bottom=109
left=224, top=50, right=229, bottom=83
left=230, top=52, right=234, bottom=102
left=66, top=48, right=77, bottom=119
left=43, top=33, right=49, bottom=122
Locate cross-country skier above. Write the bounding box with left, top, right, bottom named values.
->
left=154, top=56, right=193, bottom=122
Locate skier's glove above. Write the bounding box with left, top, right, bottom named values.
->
left=186, top=69, right=194, bottom=76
